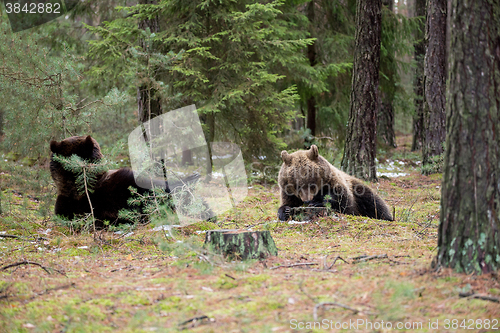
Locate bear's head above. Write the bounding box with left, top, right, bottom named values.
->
left=279, top=145, right=331, bottom=202
left=50, top=135, right=103, bottom=161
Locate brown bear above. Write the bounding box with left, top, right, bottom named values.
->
left=277, top=145, right=393, bottom=221
left=49, top=135, right=201, bottom=227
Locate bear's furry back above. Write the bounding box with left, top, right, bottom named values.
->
left=277, top=145, right=393, bottom=221
left=50, top=135, right=149, bottom=227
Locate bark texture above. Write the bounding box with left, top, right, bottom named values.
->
left=422, top=0, right=447, bottom=167
left=411, top=0, right=426, bottom=151
left=204, top=230, right=278, bottom=260
left=306, top=0, right=317, bottom=137
left=378, top=94, right=396, bottom=147
left=378, top=0, right=396, bottom=148
left=341, top=0, right=382, bottom=181
left=137, top=0, right=162, bottom=123
left=434, top=0, right=500, bottom=274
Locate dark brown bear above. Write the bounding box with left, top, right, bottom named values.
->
left=277, top=145, right=393, bottom=221
left=49, top=135, right=198, bottom=227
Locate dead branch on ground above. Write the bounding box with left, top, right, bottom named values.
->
left=313, top=302, right=374, bottom=320
left=324, top=255, right=348, bottom=270
left=351, top=254, right=388, bottom=263
left=459, top=292, right=500, bottom=303
left=270, top=262, right=318, bottom=270
left=0, top=261, right=66, bottom=276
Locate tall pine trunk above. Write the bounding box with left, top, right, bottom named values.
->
left=137, top=0, right=162, bottom=124
left=434, top=0, right=500, bottom=274
left=378, top=0, right=396, bottom=148
left=306, top=0, right=317, bottom=138
left=422, top=0, right=446, bottom=169
left=341, top=0, right=382, bottom=181
left=411, top=0, right=425, bottom=151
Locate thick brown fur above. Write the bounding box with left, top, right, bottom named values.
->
left=278, top=145, right=393, bottom=221
left=50, top=135, right=202, bottom=228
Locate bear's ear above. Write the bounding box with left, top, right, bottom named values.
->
left=84, top=135, right=93, bottom=146
left=83, top=135, right=95, bottom=154
left=307, top=145, right=319, bottom=161
left=50, top=140, right=60, bottom=153
left=281, top=150, right=292, bottom=165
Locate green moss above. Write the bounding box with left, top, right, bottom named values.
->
left=62, top=248, right=91, bottom=256
left=121, top=293, right=150, bottom=306
left=148, top=277, right=176, bottom=285
left=488, top=288, right=500, bottom=295
left=215, top=275, right=239, bottom=289
left=89, top=298, right=115, bottom=307
left=262, top=300, right=284, bottom=311
left=246, top=274, right=271, bottom=284
left=374, top=280, right=417, bottom=321
left=189, top=221, right=220, bottom=231
left=439, top=276, right=460, bottom=283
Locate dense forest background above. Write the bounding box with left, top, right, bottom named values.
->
left=1, top=1, right=500, bottom=330
left=0, top=0, right=419, bottom=166
left=1, top=0, right=499, bottom=274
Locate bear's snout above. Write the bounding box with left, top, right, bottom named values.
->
left=298, top=183, right=319, bottom=202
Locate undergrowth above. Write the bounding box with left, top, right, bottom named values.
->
left=1, top=139, right=498, bottom=332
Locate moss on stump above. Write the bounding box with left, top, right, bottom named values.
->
left=204, top=229, right=278, bottom=260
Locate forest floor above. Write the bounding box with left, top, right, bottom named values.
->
left=1, top=136, right=499, bottom=332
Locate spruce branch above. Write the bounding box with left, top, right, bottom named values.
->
left=52, top=154, right=110, bottom=233
left=52, top=154, right=109, bottom=195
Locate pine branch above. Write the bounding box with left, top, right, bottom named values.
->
left=52, top=154, right=109, bottom=195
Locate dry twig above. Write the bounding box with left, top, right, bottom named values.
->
left=178, top=315, right=213, bottom=330
left=313, top=302, right=374, bottom=320
left=311, top=269, right=337, bottom=274
left=28, top=283, right=76, bottom=301
left=459, top=292, right=500, bottom=303
left=351, top=254, right=388, bottom=263
left=270, top=262, right=318, bottom=270
left=0, top=261, right=66, bottom=276
left=324, top=256, right=348, bottom=270
left=0, top=234, right=24, bottom=240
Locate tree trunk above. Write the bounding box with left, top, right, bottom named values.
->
left=306, top=1, right=317, bottom=138
left=204, top=111, right=215, bottom=180
left=0, top=108, right=3, bottom=136
left=378, top=0, right=396, bottom=148
left=411, top=0, right=425, bottom=151
left=434, top=0, right=500, bottom=274
left=137, top=0, right=162, bottom=124
left=341, top=0, right=382, bottom=182
left=204, top=230, right=278, bottom=260
left=422, top=0, right=446, bottom=168
left=378, top=97, right=396, bottom=147
left=181, top=147, right=194, bottom=165
left=137, top=88, right=162, bottom=124
left=306, top=96, right=316, bottom=137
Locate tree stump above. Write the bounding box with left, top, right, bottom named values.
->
left=290, top=207, right=329, bottom=221
left=204, top=229, right=277, bottom=260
